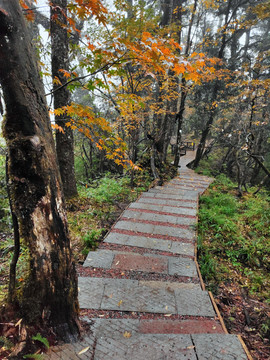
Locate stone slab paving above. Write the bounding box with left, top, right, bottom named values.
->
left=114, top=220, right=195, bottom=240
left=192, top=334, right=248, bottom=360
left=44, top=151, right=248, bottom=359
left=104, top=232, right=195, bottom=256
left=93, top=334, right=197, bottom=360
left=129, top=201, right=197, bottom=216
left=84, top=249, right=197, bottom=277
left=79, top=318, right=224, bottom=336
left=137, top=196, right=197, bottom=207
left=122, top=209, right=196, bottom=226
left=79, top=277, right=215, bottom=316
left=148, top=187, right=202, bottom=195
left=83, top=249, right=114, bottom=269
left=46, top=328, right=247, bottom=360
left=141, top=191, right=198, bottom=201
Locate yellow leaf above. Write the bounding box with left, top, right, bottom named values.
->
left=123, top=331, right=132, bottom=338
left=15, top=318, right=23, bottom=327
left=118, top=300, right=123, bottom=307
left=53, top=76, right=62, bottom=85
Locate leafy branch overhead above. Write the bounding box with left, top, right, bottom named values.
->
left=48, top=1, right=220, bottom=169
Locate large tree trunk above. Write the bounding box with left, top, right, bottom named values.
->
left=0, top=0, right=79, bottom=340
left=51, top=0, right=78, bottom=199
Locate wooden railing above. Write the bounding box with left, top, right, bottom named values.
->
left=171, top=141, right=196, bottom=156
left=184, top=141, right=196, bottom=151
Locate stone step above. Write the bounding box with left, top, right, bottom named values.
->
left=121, top=209, right=196, bottom=226
left=84, top=318, right=225, bottom=337
left=149, top=187, right=202, bottom=194
left=177, top=175, right=214, bottom=183
left=83, top=249, right=198, bottom=278
left=78, top=277, right=215, bottom=317
left=166, top=179, right=211, bottom=186
left=142, top=191, right=198, bottom=201
left=46, top=331, right=247, bottom=360
left=137, top=196, right=197, bottom=207
left=113, top=220, right=195, bottom=240
left=155, top=184, right=205, bottom=194
left=129, top=201, right=197, bottom=216
left=104, top=232, right=195, bottom=256
left=161, top=183, right=210, bottom=192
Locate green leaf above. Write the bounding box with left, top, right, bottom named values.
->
left=32, top=333, right=50, bottom=349
left=23, top=354, right=44, bottom=360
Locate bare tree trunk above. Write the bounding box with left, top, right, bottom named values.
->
left=150, top=143, right=162, bottom=185
left=51, top=0, right=78, bottom=199
left=188, top=0, right=232, bottom=169
left=0, top=0, right=79, bottom=340
left=174, top=0, right=198, bottom=166
left=188, top=105, right=215, bottom=169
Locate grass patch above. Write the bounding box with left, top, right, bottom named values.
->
left=198, top=174, right=270, bottom=299
left=67, top=173, right=152, bottom=260
left=198, top=174, right=270, bottom=358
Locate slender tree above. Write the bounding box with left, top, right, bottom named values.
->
left=0, top=0, right=79, bottom=341
left=50, top=0, right=78, bottom=198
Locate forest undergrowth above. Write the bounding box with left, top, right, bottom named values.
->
left=0, top=158, right=177, bottom=302
left=0, top=154, right=177, bottom=357
left=197, top=173, right=270, bottom=360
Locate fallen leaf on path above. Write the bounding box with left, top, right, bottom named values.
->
left=123, top=331, right=132, bottom=338
left=118, top=300, right=123, bottom=306
left=78, top=346, right=90, bottom=355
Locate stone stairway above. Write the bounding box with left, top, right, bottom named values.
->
left=46, top=153, right=250, bottom=359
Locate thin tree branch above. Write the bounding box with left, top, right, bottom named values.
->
left=45, top=52, right=128, bottom=96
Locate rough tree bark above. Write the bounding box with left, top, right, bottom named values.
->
left=50, top=0, right=78, bottom=198
left=0, top=0, right=79, bottom=340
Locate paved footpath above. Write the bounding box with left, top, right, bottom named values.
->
left=46, top=152, right=250, bottom=359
